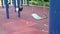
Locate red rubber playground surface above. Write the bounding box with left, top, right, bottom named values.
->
left=0, top=5, right=49, bottom=34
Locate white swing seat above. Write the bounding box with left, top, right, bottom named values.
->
left=32, top=13, right=43, bottom=20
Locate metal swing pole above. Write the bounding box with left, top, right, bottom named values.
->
left=49, top=0, right=60, bottom=34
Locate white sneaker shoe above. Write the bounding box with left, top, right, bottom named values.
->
left=16, top=8, right=19, bottom=12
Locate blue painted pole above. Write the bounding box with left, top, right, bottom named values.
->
left=5, top=0, right=9, bottom=19
left=49, top=0, right=60, bottom=34
left=13, top=0, right=16, bottom=12
left=1, top=0, right=4, bottom=8
left=17, top=0, right=21, bottom=17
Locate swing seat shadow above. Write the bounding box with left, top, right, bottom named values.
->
left=0, top=5, right=49, bottom=34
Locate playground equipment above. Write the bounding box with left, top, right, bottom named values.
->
left=1, top=0, right=60, bottom=34
left=32, top=13, right=43, bottom=20
left=49, top=0, right=60, bottom=34
left=30, top=0, right=60, bottom=34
